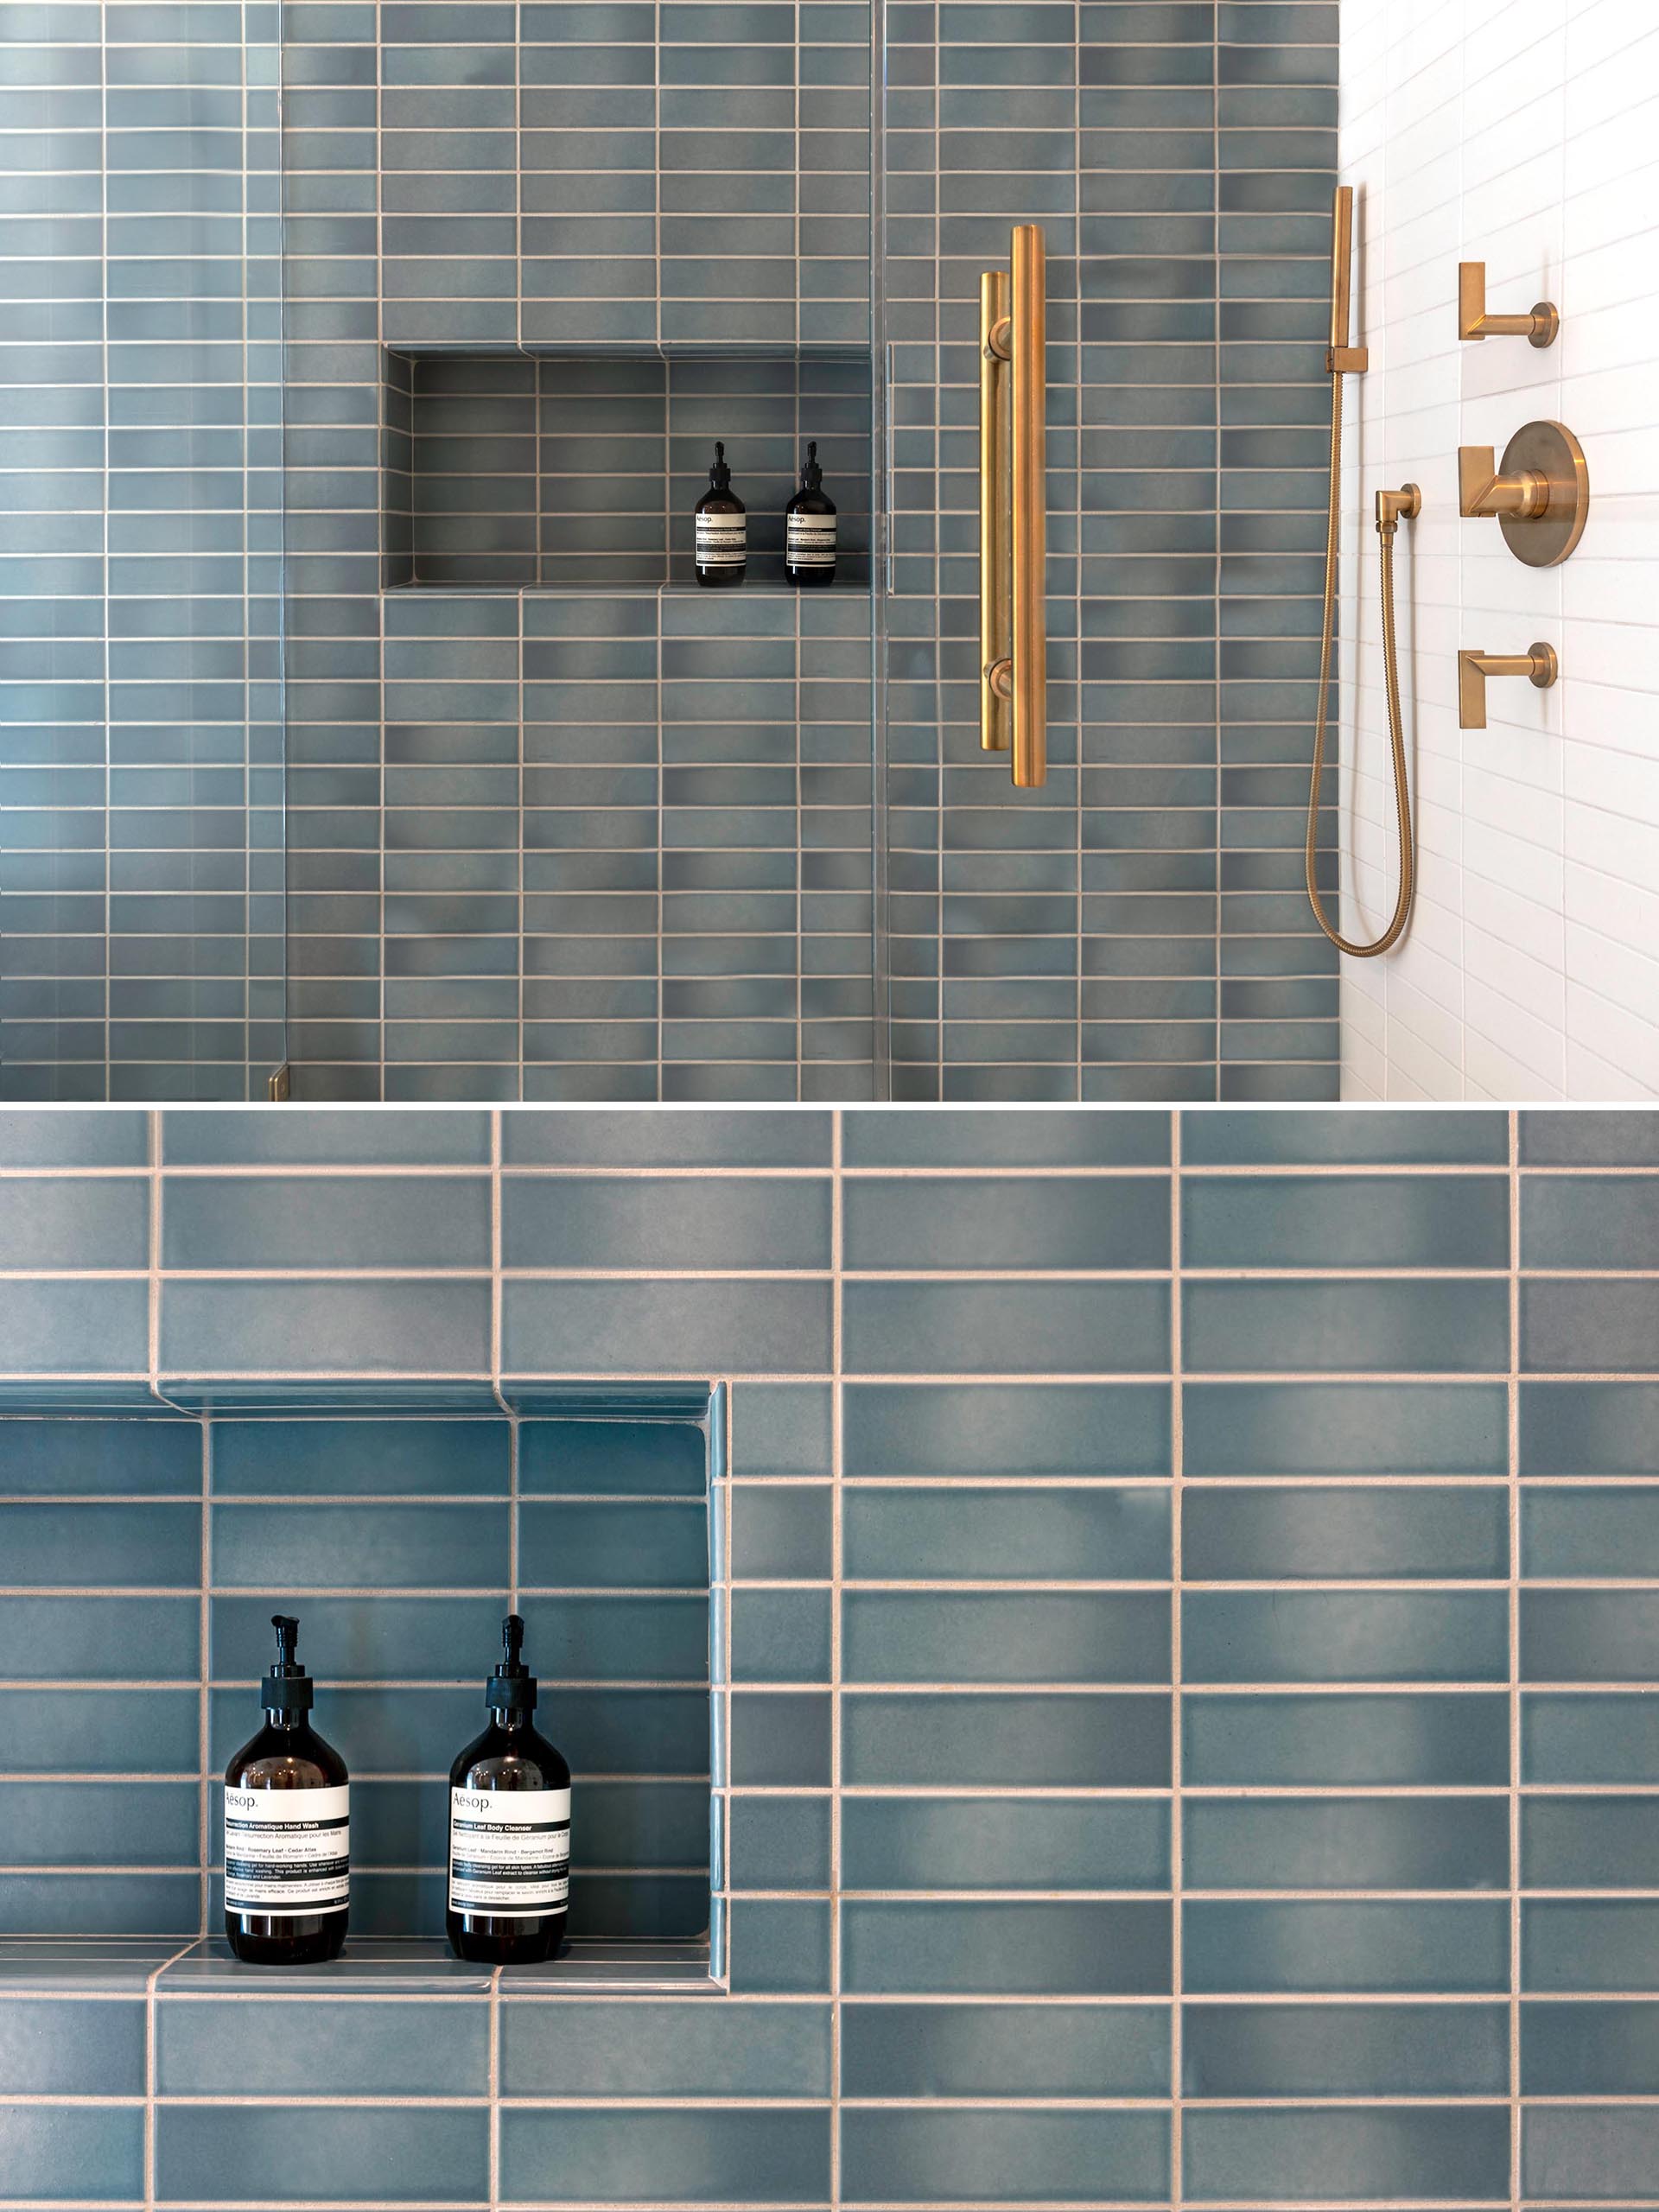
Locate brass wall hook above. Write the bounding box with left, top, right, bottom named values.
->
left=1458, top=262, right=1559, bottom=348
left=1458, top=420, right=1588, bottom=567
left=1458, top=642, right=1559, bottom=729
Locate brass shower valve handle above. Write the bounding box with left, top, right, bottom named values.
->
left=1457, top=642, right=1559, bottom=729
left=1458, top=262, right=1559, bottom=347
left=1457, top=421, right=1589, bottom=568
left=1459, top=446, right=1549, bottom=520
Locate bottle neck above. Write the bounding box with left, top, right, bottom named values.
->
left=493, top=1703, right=531, bottom=1733
left=263, top=1706, right=305, bottom=1732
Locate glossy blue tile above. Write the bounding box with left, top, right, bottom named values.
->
left=499, top=2107, right=830, bottom=2205
left=0, top=1594, right=198, bottom=1683
left=843, top=1174, right=1168, bottom=1270
left=1522, top=1173, right=1659, bottom=1268
left=1185, top=1691, right=1510, bottom=1785
left=1522, top=1796, right=1659, bottom=1889
left=0, top=1995, right=146, bottom=2094
left=0, top=1688, right=198, bottom=1775
left=211, top=1593, right=505, bottom=1682
left=505, top=1173, right=830, bottom=1271
left=729, top=1896, right=833, bottom=1993
left=1523, top=1591, right=1659, bottom=1681
left=843, top=2108, right=1168, bottom=2203
left=1183, top=1381, right=1508, bottom=1476
left=844, top=1690, right=1170, bottom=1787
left=0, top=2107, right=144, bottom=2202
left=1524, top=1900, right=1659, bottom=1991
left=843, top=1110, right=1168, bottom=1165
left=843, top=1898, right=1173, bottom=1994
left=161, top=1280, right=492, bottom=1374
left=1524, top=1693, right=1659, bottom=1783
left=1185, top=1898, right=1510, bottom=1993
left=1185, top=1589, right=1508, bottom=1683
left=1184, top=1280, right=1510, bottom=1373
left=1184, top=1173, right=1508, bottom=1268
left=0, top=1281, right=148, bottom=1374
left=843, top=1382, right=1171, bottom=1476
left=1185, top=2000, right=1509, bottom=2097
left=1522, top=1999, right=1659, bottom=2093
left=0, top=1779, right=197, bottom=1869
left=0, top=1112, right=148, bottom=1167
left=845, top=1483, right=1169, bottom=1580
left=1185, top=1796, right=1509, bottom=1891
left=730, top=1384, right=834, bottom=1478
left=1524, top=1485, right=1659, bottom=1577
left=156, top=2104, right=490, bottom=2203
left=1180, top=1109, right=1507, bottom=1163
left=1184, top=1484, right=1507, bottom=1579
left=0, top=1499, right=199, bottom=1586
left=156, top=1997, right=490, bottom=2095
left=162, top=1173, right=491, bottom=1268
left=501, top=1110, right=832, bottom=1166
left=504, top=1279, right=830, bottom=1376
left=732, top=1690, right=830, bottom=1784
left=1522, top=2106, right=1659, bottom=2202
left=728, top=1796, right=831, bottom=1889
left=844, top=1590, right=1170, bottom=1683
left=211, top=1417, right=509, bottom=1496
left=732, top=1483, right=833, bottom=1578
left=844, top=1281, right=1169, bottom=1375
left=0, top=1178, right=148, bottom=1269
left=518, top=1418, right=709, bottom=1495
left=502, top=1999, right=830, bottom=2095
left=0, top=1419, right=200, bottom=1496
left=213, top=1498, right=510, bottom=1588
left=1520, top=1382, right=1659, bottom=1474
left=163, top=1110, right=492, bottom=1165
left=1522, top=1280, right=1659, bottom=1374
left=840, top=1999, right=1169, bottom=2099
left=842, top=1796, right=1167, bottom=1891
left=1184, top=2107, right=1510, bottom=2204
left=519, top=1498, right=708, bottom=1587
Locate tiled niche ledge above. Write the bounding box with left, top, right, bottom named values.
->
left=0, top=1384, right=723, bottom=1990
left=382, top=346, right=873, bottom=592
left=0, top=1938, right=717, bottom=1994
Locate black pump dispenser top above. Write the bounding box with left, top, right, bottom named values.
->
left=262, top=1613, right=314, bottom=1713
left=486, top=1612, right=537, bottom=1711
left=800, top=441, right=823, bottom=491
left=708, top=442, right=732, bottom=493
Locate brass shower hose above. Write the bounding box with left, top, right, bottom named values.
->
left=1303, top=366, right=1421, bottom=958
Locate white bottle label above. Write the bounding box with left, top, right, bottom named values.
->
left=449, top=1786, right=571, bottom=1917
left=787, top=512, right=836, bottom=567
left=224, top=1783, right=350, bottom=1916
left=696, top=510, right=746, bottom=567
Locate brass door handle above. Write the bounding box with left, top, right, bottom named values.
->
left=978, top=222, right=1046, bottom=788
left=1458, top=642, right=1558, bottom=729
left=1458, top=262, right=1558, bottom=347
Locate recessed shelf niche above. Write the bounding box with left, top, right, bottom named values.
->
left=383, top=349, right=872, bottom=590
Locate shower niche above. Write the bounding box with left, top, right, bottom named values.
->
left=382, top=349, right=872, bottom=592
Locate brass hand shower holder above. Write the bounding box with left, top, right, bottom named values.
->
left=1304, top=185, right=1423, bottom=959
left=979, top=223, right=1046, bottom=789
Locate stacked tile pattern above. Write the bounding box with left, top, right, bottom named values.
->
left=883, top=0, right=1342, bottom=1099
left=0, top=0, right=286, bottom=1103
left=282, top=0, right=879, bottom=1103
left=5, top=1103, right=1659, bottom=2202
left=1339, top=0, right=1659, bottom=1099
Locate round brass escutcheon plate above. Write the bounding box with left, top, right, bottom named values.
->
left=1499, top=419, right=1589, bottom=568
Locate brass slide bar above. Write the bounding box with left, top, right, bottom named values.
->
left=978, top=223, right=1046, bottom=788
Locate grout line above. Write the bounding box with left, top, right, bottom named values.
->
left=830, top=1107, right=845, bottom=2209
left=1509, top=1107, right=1522, bottom=2207
left=1169, top=1107, right=1185, bottom=2200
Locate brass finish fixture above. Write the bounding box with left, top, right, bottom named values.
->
left=1458, top=642, right=1559, bottom=730
left=1458, top=419, right=1589, bottom=568
left=978, top=222, right=1047, bottom=788
left=267, top=1063, right=291, bottom=1102
left=1304, top=185, right=1421, bottom=961
left=978, top=268, right=1010, bottom=756
left=1325, top=183, right=1369, bottom=373
left=1458, top=262, right=1558, bottom=348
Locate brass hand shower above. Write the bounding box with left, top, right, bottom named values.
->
left=1304, top=185, right=1421, bottom=959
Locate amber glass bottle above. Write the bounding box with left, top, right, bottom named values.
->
left=224, top=1615, right=349, bottom=1963
left=446, top=1616, right=571, bottom=1964
left=694, top=442, right=747, bottom=586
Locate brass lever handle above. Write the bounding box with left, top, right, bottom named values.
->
left=1458, top=262, right=1558, bottom=348
left=978, top=223, right=1046, bottom=788
left=1457, top=421, right=1589, bottom=568
left=1459, top=445, right=1549, bottom=520
left=1457, top=642, right=1558, bottom=729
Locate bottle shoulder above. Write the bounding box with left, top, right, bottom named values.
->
left=696, top=491, right=745, bottom=513
left=788, top=491, right=836, bottom=514
left=226, top=1722, right=347, bottom=1789
left=450, top=1722, right=570, bottom=1792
